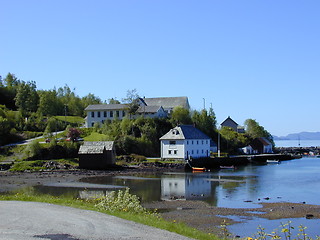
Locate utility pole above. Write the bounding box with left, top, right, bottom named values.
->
left=203, top=98, right=206, bottom=110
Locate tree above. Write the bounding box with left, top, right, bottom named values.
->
left=122, top=89, right=140, bottom=118
left=170, top=106, right=192, bottom=125
left=67, top=128, right=81, bottom=142
left=38, top=90, right=60, bottom=116
left=15, top=81, right=39, bottom=116
left=82, top=93, right=102, bottom=106
left=108, top=98, right=121, bottom=104
left=244, top=119, right=274, bottom=145
left=191, top=109, right=217, bottom=138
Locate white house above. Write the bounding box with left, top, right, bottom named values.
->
left=242, top=137, right=273, bottom=154
left=159, top=125, right=211, bottom=160
left=84, top=96, right=189, bottom=127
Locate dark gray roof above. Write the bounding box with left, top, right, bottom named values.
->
left=141, top=97, right=189, bottom=110
left=85, top=104, right=127, bottom=111
left=160, top=125, right=210, bottom=140
left=221, top=116, right=238, bottom=126
left=136, top=105, right=163, bottom=113
left=78, top=141, right=114, bottom=154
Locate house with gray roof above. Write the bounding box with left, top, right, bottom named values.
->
left=221, top=116, right=245, bottom=133
left=78, top=141, right=116, bottom=169
left=84, top=96, right=189, bottom=127
left=160, top=125, right=211, bottom=160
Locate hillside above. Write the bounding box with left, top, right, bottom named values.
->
left=273, top=132, right=320, bottom=140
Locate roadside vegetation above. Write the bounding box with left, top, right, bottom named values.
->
left=0, top=188, right=220, bottom=240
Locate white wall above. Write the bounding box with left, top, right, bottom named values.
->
left=161, top=139, right=210, bottom=160
left=161, top=140, right=185, bottom=159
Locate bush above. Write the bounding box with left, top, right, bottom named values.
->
left=25, top=140, right=42, bottom=159
left=95, top=188, right=158, bottom=217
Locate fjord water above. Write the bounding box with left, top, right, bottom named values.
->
left=32, top=157, right=320, bottom=237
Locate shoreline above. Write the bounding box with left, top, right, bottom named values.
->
left=1, top=167, right=320, bottom=237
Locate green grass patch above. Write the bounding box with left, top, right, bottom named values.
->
left=9, top=158, right=79, bottom=172
left=0, top=191, right=219, bottom=240
left=55, top=116, right=84, bottom=125
left=84, top=132, right=109, bottom=141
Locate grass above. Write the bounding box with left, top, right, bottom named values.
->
left=84, top=132, right=109, bottom=141
left=9, top=158, right=79, bottom=172
left=55, top=116, right=84, bottom=125
left=0, top=191, right=220, bottom=240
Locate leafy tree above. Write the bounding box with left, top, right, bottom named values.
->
left=108, top=98, right=121, bottom=104
left=44, top=117, right=58, bottom=137
left=244, top=119, right=274, bottom=145
left=0, top=116, right=11, bottom=136
left=191, top=109, right=216, bottom=138
left=0, top=73, right=20, bottom=110
left=82, top=93, right=102, bottom=108
left=38, top=90, right=60, bottom=116
left=122, top=89, right=140, bottom=118
left=170, top=106, right=192, bottom=125
left=219, top=127, right=249, bottom=153
left=67, top=128, right=81, bottom=142
left=15, top=81, right=39, bottom=116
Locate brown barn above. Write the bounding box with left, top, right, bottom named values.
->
left=78, top=141, right=116, bottom=169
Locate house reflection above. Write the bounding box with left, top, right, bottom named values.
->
left=161, top=173, right=212, bottom=201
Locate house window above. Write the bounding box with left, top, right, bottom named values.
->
left=197, top=140, right=199, bottom=145
left=174, top=150, right=177, bottom=155
left=91, top=112, right=95, bottom=118
left=169, top=141, right=176, bottom=145
left=192, top=150, right=194, bottom=154
left=116, top=111, right=119, bottom=117
left=104, top=111, right=107, bottom=117
left=110, top=111, right=113, bottom=117
left=197, top=150, right=199, bottom=154
left=192, top=141, right=194, bottom=145
left=122, top=111, right=126, bottom=117
left=91, top=122, right=94, bottom=127
left=168, top=150, right=172, bottom=155
left=187, top=141, right=189, bottom=145
left=98, top=111, right=101, bottom=118
left=202, top=140, right=204, bottom=145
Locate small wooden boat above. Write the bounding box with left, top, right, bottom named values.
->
left=266, top=159, right=280, bottom=163
left=192, top=167, right=206, bottom=172
left=219, top=165, right=235, bottom=169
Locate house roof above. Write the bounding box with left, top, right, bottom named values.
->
left=141, top=97, right=189, bottom=110
left=221, top=116, right=238, bottom=126
left=78, top=141, right=114, bottom=154
left=160, top=125, right=210, bottom=140
left=136, top=105, right=163, bottom=113
left=84, top=104, right=127, bottom=111
left=249, top=137, right=272, bottom=150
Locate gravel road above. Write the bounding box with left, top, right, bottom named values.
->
left=0, top=201, right=193, bottom=240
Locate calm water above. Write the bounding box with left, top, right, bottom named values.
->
left=28, top=157, right=320, bottom=237
left=275, top=139, right=320, bottom=147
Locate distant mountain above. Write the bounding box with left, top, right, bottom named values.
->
left=273, top=132, right=320, bottom=140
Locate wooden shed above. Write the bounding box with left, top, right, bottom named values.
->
left=78, top=141, right=116, bottom=169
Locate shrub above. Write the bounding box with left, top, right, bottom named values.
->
left=95, top=188, right=158, bottom=217
left=25, top=140, right=42, bottom=159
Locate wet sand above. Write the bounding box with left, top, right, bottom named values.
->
left=1, top=168, right=320, bottom=237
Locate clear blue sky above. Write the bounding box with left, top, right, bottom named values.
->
left=1, top=0, right=319, bottom=137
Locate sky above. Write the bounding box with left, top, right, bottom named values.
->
left=1, top=0, right=319, bottom=137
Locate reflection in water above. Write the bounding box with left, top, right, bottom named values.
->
left=161, top=173, right=212, bottom=201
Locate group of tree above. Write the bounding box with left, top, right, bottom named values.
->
left=0, top=73, right=102, bottom=117
left=0, top=73, right=274, bottom=155
left=0, top=73, right=101, bottom=145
